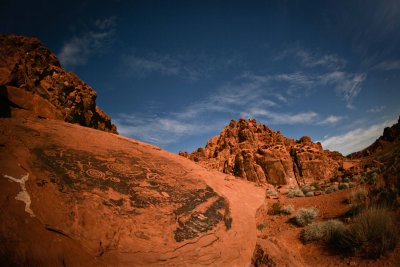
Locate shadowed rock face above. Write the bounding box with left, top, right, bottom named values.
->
left=348, top=116, right=400, bottom=190
left=0, top=34, right=117, bottom=133
left=180, top=118, right=344, bottom=186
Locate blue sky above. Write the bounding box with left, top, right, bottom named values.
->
left=2, top=0, right=400, bottom=155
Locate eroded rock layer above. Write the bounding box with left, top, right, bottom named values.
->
left=181, top=118, right=344, bottom=186
left=0, top=34, right=117, bottom=133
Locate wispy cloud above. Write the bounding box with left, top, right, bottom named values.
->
left=121, top=51, right=243, bottom=80
left=243, top=70, right=366, bottom=108
left=373, top=60, right=400, bottom=71
left=58, top=17, right=116, bottom=68
left=115, top=71, right=346, bottom=147
left=114, top=113, right=222, bottom=145
left=122, top=54, right=180, bottom=77
left=317, top=115, right=344, bottom=125
left=320, top=71, right=367, bottom=109
left=367, top=106, right=385, bottom=113
left=276, top=47, right=347, bottom=70
left=320, top=118, right=397, bottom=155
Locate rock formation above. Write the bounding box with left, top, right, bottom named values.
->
left=0, top=34, right=117, bottom=133
left=348, top=116, right=400, bottom=189
left=0, top=113, right=266, bottom=266
left=180, top=118, right=344, bottom=186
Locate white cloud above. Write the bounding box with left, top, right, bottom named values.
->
left=374, top=60, right=400, bottom=71
left=318, top=115, right=344, bottom=125
left=320, top=119, right=397, bottom=155
left=58, top=17, right=116, bottom=68
left=114, top=113, right=221, bottom=145
left=243, top=108, right=318, bottom=125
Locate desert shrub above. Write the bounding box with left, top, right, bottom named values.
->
left=301, top=220, right=346, bottom=244
left=371, top=186, right=398, bottom=207
left=325, top=184, right=338, bottom=194
left=305, top=191, right=314, bottom=197
left=257, top=223, right=266, bottom=231
left=301, top=185, right=314, bottom=194
left=367, top=172, right=378, bottom=185
left=293, top=207, right=318, bottom=226
left=311, top=182, right=322, bottom=191
left=342, top=177, right=350, bottom=183
left=268, top=202, right=282, bottom=215
left=281, top=204, right=294, bottom=215
left=286, top=188, right=305, bottom=198
left=332, top=207, right=397, bottom=258
left=343, top=187, right=369, bottom=218
left=330, top=177, right=339, bottom=183
left=338, top=183, right=350, bottom=190
left=266, top=188, right=278, bottom=198
left=346, top=187, right=369, bottom=205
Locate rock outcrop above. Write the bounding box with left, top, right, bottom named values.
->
left=0, top=116, right=264, bottom=266
left=349, top=116, right=400, bottom=159
left=180, top=118, right=344, bottom=186
left=0, top=34, right=117, bottom=133
left=348, top=116, right=400, bottom=189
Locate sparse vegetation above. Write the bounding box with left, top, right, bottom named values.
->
left=346, top=187, right=369, bottom=205
left=293, top=207, right=318, bottom=226
left=257, top=223, right=266, bottom=231
left=333, top=206, right=397, bottom=258
left=285, top=188, right=305, bottom=198
left=281, top=204, right=294, bottom=215
left=371, top=186, right=398, bottom=207
left=266, top=188, right=279, bottom=198
left=301, top=220, right=346, bottom=244
left=338, top=182, right=350, bottom=190
left=325, top=184, right=338, bottom=194
left=268, top=202, right=282, bottom=215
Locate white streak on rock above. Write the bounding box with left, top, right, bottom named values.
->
left=3, top=173, right=35, bottom=217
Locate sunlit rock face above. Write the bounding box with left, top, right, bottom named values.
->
left=181, top=118, right=344, bottom=186
left=0, top=34, right=117, bottom=133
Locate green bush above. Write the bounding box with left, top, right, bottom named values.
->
left=293, top=207, right=318, bottom=226
left=301, top=220, right=346, bottom=244
left=281, top=204, right=294, bottom=215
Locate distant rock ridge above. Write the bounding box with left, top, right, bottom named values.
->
left=180, top=118, right=344, bottom=186
left=348, top=116, right=400, bottom=159
left=0, top=34, right=117, bottom=133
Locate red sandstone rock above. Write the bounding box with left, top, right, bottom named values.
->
left=183, top=118, right=345, bottom=186
left=0, top=34, right=117, bottom=133
left=0, top=117, right=264, bottom=266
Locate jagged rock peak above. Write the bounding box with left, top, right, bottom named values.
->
left=181, top=118, right=344, bottom=186
left=0, top=34, right=117, bottom=133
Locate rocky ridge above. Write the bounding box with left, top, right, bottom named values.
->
left=180, top=118, right=345, bottom=186
left=348, top=116, right=400, bottom=190
left=0, top=34, right=117, bottom=133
